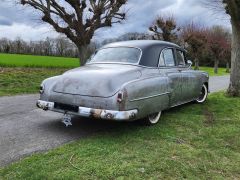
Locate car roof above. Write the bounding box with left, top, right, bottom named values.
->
left=102, top=40, right=183, bottom=50
left=99, top=40, right=186, bottom=68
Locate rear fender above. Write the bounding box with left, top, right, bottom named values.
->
left=121, top=76, right=170, bottom=119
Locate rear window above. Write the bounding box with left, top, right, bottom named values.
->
left=90, top=47, right=141, bottom=64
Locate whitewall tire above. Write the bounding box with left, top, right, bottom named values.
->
left=196, top=84, right=208, bottom=103
left=144, top=111, right=162, bottom=125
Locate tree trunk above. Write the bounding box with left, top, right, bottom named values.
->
left=214, top=59, right=219, bottom=74
left=77, top=45, right=89, bottom=66
left=194, top=58, right=199, bottom=70
left=227, top=20, right=240, bottom=96
left=226, top=62, right=230, bottom=73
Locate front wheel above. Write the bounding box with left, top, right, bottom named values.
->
left=196, top=84, right=208, bottom=103
left=143, top=111, right=162, bottom=126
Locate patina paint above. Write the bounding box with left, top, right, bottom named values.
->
left=37, top=40, right=209, bottom=121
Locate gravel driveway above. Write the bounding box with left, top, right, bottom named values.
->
left=0, top=75, right=230, bottom=166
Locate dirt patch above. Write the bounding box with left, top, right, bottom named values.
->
left=203, top=107, right=215, bottom=126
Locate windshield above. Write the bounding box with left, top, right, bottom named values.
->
left=89, top=47, right=141, bottom=64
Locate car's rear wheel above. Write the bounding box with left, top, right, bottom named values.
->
left=144, top=111, right=162, bottom=126
left=196, top=84, right=208, bottom=103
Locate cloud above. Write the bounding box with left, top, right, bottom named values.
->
left=0, top=16, right=12, bottom=26
left=0, top=0, right=39, bottom=25
left=0, top=23, right=58, bottom=41
left=94, top=0, right=178, bottom=40
left=160, top=0, right=230, bottom=28
left=0, top=0, right=231, bottom=41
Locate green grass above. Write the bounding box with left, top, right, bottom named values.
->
left=0, top=53, right=79, bottom=68
left=0, top=68, right=69, bottom=96
left=0, top=53, right=230, bottom=77
left=199, top=67, right=230, bottom=76
left=1, top=92, right=240, bottom=179
left=0, top=64, right=230, bottom=97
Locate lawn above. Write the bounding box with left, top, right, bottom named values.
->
left=0, top=53, right=230, bottom=76
left=199, top=67, right=229, bottom=76
left=0, top=68, right=69, bottom=96
left=0, top=53, right=79, bottom=68
left=0, top=53, right=230, bottom=97
left=0, top=65, right=230, bottom=97
left=1, top=92, right=240, bottom=179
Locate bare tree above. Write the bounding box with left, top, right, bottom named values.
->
left=181, top=23, right=207, bottom=70
left=43, top=37, right=54, bottom=56
left=206, top=0, right=240, bottom=96
left=149, top=15, right=180, bottom=42
left=206, top=26, right=231, bottom=74
left=223, top=0, right=240, bottom=96
left=55, top=36, right=69, bottom=57
left=20, top=0, right=127, bottom=65
left=0, top=38, right=10, bottom=53
left=14, top=37, right=24, bottom=54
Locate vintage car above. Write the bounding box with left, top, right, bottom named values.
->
left=36, top=40, right=209, bottom=126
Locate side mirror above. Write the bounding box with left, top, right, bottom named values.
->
left=187, top=60, right=192, bottom=68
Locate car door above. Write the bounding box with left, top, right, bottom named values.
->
left=175, top=49, right=201, bottom=102
left=159, top=48, right=182, bottom=107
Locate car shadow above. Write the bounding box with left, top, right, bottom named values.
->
left=38, top=102, right=200, bottom=140
left=38, top=115, right=141, bottom=140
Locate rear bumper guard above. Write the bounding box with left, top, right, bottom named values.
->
left=36, top=100, right=138, bottom=121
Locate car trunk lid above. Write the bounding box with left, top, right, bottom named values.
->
left=52, top=64, right=141, bottom=98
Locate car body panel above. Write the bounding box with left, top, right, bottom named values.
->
left=53, top=64, right=142, bottom=98
left=37, top=40, right=209, bottom=121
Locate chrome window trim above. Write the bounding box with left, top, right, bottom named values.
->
left=158, top=47, right=189, bottom=69
left=86, top=62, right=189, bottom=70
left=87, top=46, right=143, bottom=66
left=158, top=47, right=176, bottom=67
left=87, top=46, right=189, bottom=69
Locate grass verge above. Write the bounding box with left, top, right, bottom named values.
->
left=0, top=65, right=230, bottom=97
left=0, top=53, right=79, bottom=68
left=0, top=92, right=240, bottom=179
left=0, top=68, right=69, bottom=96
left=199, top=67, right=229, bottom=76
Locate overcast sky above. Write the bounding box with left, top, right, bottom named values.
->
left=0, top=0, right=230, bottom=42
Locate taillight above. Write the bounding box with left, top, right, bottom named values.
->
left=40, top=85, right=44, bottom=94
left=117, top=92, right=124, bottom=103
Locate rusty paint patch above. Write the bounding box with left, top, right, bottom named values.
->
left=90, top=109, right=102, bottom=119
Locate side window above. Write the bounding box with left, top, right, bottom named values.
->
left=176, top=50, right=185, bottom=66
left=158, top=52, right=165, bottom=66
left=162, top=49, right=175, bottom=67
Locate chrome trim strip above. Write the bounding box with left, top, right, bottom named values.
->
left=129, top=92, right=170, bottom=102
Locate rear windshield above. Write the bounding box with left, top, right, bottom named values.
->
left=89, top=47, right=141, bottom=64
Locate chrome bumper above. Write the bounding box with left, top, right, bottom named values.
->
left=36, top=100, right=138, bottom=121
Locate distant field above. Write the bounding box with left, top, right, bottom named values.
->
left=0, top=53, right=230, bottom=78
left=0, top=53, right=79, bottom=68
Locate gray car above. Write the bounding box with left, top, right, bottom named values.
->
left=37, top=40, right=209, bottom=125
